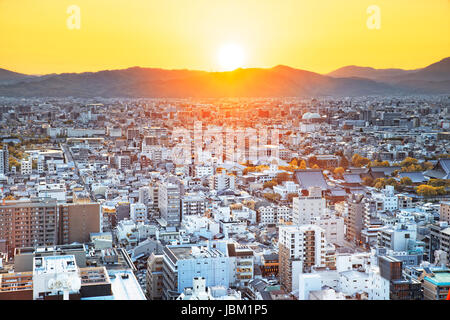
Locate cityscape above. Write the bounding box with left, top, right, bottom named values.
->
left=0, top=0, right=449, bottom=306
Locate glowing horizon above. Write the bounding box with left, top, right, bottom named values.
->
left=0, top=0, right=449, bottom=75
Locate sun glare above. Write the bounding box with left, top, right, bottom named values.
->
left=218, top=44, right=245, bottom=71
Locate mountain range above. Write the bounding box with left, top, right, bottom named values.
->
left=0, top=57, right=449, bottom=98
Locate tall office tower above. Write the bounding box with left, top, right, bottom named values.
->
left=146, top=253, right=164, bottom=300
left=292, top=187, right=325, bottom=225
left=0, top=198, right=58, bottom=257
left=278, top=224, right=327, bottom=293
left=158, top=182, right=181, bottom=226
left=58, top=203, right=101, bottom=245
left=345, top=193, right=369, bottom=244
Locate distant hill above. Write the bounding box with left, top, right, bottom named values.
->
left=0, top=57, right=449, bottom=98
left=393, top=57, right=450, bottom=82
left=0, top=68, right=35, bottom=84
left=327, top=66, right=418, bottom=82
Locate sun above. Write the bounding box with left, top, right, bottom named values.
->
left=218, top=44, right=245, bottom=71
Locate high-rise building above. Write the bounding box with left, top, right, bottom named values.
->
left=378, top=255, right=422, bottom=300
left=278, top=224, right=327, bottom=293
left=227, top=242, right=254, bottom=288
left=158, top=182, right=181, bottom=226
left=0, top=145, right=8, bottom=174
left=0, top=198, right=58, bottom=257
left=58, top=203, right=101, bottom=245
left=345, top=194, right=368, bottom=244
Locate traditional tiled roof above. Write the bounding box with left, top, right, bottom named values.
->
left=293, top=169, right=329, bottom=190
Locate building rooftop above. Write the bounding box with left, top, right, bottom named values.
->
left=424, top=271, right=450, bottom=286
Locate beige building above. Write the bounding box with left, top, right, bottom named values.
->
left=0, top=198, right=58, bottom=257
left=59, top=203, right=101, bottom=245
left=146, top=253, right=164, bottom=300
left=440, top=201, right=450, bottom=224
left=0, top=199, right=100, bottom=257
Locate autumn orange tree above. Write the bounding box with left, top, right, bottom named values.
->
left=416, top=185, right=446, bottom=196
left=263, top=180, right=278, bottom=189
left=299, top=160, right=307, bottom=169
left=333, top=167, right=345, bottom=177
left=351, top=154, right=370, bottom=167
left=369, top=160, right=390, bottom=167
left=263, top=193, right=281, bottom=202
left=400, top=177, right=413, bottom=185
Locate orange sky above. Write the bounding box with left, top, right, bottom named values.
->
left=0, top=0, right=449, bottom=75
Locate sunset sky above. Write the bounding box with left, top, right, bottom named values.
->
left=0, top=0, right=449, bottom=75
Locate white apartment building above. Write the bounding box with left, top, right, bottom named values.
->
left=378, top=221, right=418, bottom=252
left=373, top=185, right=398, bottom=212
left=279, top=224, right=327, bottom=292
left=21, top=158, right=32, bottom=175
left=130, top=202, right=148, bottom=224
left=277, top=205, right=292, bottom=224
left=195, top=165, right=214, bottom=178
left=181, top=193, right=206, bottom=218
left=292, top=187, right=325, bottom=225
left=273, top=181, right=300, bottom=200
left=256, top=203, right=276, bottom=226
left=158, top=182, right=181, bottom=226
left=37, top=157, right=44, bottom=174
left=256, top=203, right=292, bottom=226
left=298, top=252, right=389, bottom=300
left=312, top=215, right=345, bottom=246
left=209, top=172, right=235, bottom=191
left=138, top=186, right=150, bottom=205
